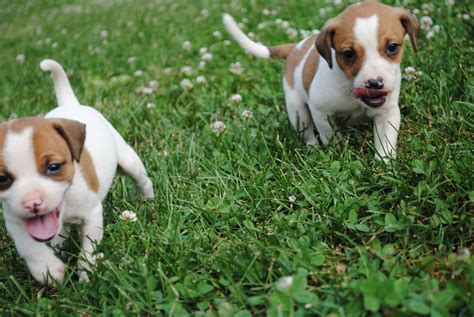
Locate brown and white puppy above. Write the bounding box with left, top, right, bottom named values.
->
left=223, top=1, right=419, bottom=159
left=0, top=59, right=154, bottom=285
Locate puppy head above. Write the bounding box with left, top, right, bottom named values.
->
left=0, top=117, right=85, bottom=241
left=316, top=2, right=420, bottom=108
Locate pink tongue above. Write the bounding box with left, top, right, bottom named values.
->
left=24, top=211, right=59, bottom=241
left=353, top=87, right=390, bottom=99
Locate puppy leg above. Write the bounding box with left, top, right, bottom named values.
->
left=284, top=81, right=318, bottom=145
left=77, top=202, right=103, bottom=281
left=373, top=106, right=400, bottom=160
left=6, top=221, right=65, bottom=285
left=113, top=131, right=154, bottom=199
left=311, top=109, right=334, bottom=145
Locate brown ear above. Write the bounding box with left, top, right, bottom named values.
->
left=400, top=12, right=420, bottom=52
left=51, top=119, right=86, bottom=162
left=315, top=20, right=337, bottom=69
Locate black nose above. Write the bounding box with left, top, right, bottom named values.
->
left=367, top=77, right=384, bottom=89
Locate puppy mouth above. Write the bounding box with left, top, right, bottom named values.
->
left=23, top=208, right=60, bottom=242
left=352, top=87, right=390, bottom=108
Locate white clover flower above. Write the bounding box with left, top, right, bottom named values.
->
left=133, top=70, right=144, bottom=77
left=333, top=0, right=342, bottom=6
left=242, top=109, right=253, bottom=119
left=319, top=8, right=328, bottom=16
left=445, top=0, right=455, bottom=6
left=127, top=56, right=136, bottom=64
left=275, top=18, right=283, bottom=26
left=9, top=112, right=18, bottom=119
left=96, top=252, right=105, bottom=260
left=149, top=80, right=159, bottom=89
left=201, top=9, right=210, bottom=17
left=16, top=54, right=25, bottom=64
left=287, top=28, right=298, bottom=39
left=100, top=30, right=109, bottom=39
left=120, top=210, right=137, bottom=222
left=299, top=29, right=311, bottom=38
left=432, top=25, right=440, bottom=33
left=278, top=276, right=294, bottom=291
left=198, top=61, right=206, bottom=69
left=182, top=40, right=192, bottom=51
left=229, top=61, right=244, bottom=75
left=229, top=94, right=242, bottom=103
left=163, top=67, right=173, bottom=74
left=426, top=31, right=435, bottom=39
left=288, top=195, right=297, bottom=203
left=212, top=31, right=222, bottom=38
left=223, top=40, right=231, bottom=46
left=180, top=78, right=193, bottom=91
left=257, top=22, right=267, bottom=30
left=199, top=47, right=208, bottom=55
left=211, top=120, right=226, bottom=135
left=180, top=66, right=193, bottom=76
left=52, top=42, right=58, bottom=49
left=281, top=20, right=290, bottom=29
left=404, top=66, right=422, bottom=81
left=405, top=66, right=417, bottom=75
left=196, top=75, right=207, bottom=84
left=238, top=22, right=245, bottom=29
left=420, top=16, right=433, bottom=32
left=201, top=52, right=213, bottom=62
left=262, top=8, right=270, bottom=15
left=136, top=86, right=153, bottom=95
left=248, top=32, right=256, bottom=39
left=412, top=8, right=420, bottom=15
left=146, top=102, right=156, bottom=109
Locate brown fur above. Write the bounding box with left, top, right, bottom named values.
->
left=302, top=48, right=320, bottom=93
left=315, top=2, right=419, bottom=79
left=79, top=149, right=99, bottom=193
left=269, top=44, right=297, bottom=59
left=284, top=35, right=317, bottom=88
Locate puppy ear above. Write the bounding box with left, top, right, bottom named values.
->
left=51, top=119, right=86, bottom=162
left=400, top=11, right=420, bottom=52
left=316, top=20, right=337, bottom=69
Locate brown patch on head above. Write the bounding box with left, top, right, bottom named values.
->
left=79, top=148, right=99, bottom=192
left=284, top=35, right=317, bottom=88
left=302, top=48, right=320, bottom=94
left=0, top=123, right=12, bottom=190
left=316, top=2, right=419, bottom=79
left=6, top=117, right=86, bottom=184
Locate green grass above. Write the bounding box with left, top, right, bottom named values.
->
left=0, top=0, right=473, bottom=315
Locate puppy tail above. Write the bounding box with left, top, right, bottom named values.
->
left=223, top=14, right=296, bottom=60
left=40, top=59, right=80, bottom=107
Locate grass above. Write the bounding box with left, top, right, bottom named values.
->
left=0, top=0, right=472, bottom=315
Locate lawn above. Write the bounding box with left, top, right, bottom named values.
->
left=0, top=0, right=472, bottom=315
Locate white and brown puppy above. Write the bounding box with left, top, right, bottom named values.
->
left=223, top=1, right=419, bottom=159
left=0, top=59, right=154, bottom=285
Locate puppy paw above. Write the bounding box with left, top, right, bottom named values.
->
left=29, top=255, right=65, bottom=286
left=138, top=178, right=155, bottom=199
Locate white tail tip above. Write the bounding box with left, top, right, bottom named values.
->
left=40, top=59, right=80, bottom=107
left=222, top=13, right=270, bottom=59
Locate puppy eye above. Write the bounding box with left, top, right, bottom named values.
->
left=46, top=163, right=63, bottom=176
left=0, top=174, right=13, bottom=190
left=342, top=49, right=356, bottom=61
left=386, top=43, right=400, bottom=55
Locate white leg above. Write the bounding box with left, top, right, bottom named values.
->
left=311, top=109, right=334, bottom=145
left=373, top=106, right=401, bottom=160
left=77, top=203, right=103, bottom=281
left=5, top=220, right=65, bottom=285
left=283, top=81, right=318, bottom=145
left=113, top=131, right=154, bottom=198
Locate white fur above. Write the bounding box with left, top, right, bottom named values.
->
left=224, top=12, right=403, bottom=159
left=222, top=14, right=270, bottom=59
left=1, top=59, right=154, bottom=285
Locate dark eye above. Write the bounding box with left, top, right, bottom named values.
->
left=342, top=48, right=356, bottom=61
left=46, top=163, right=63, bottom=176
left=386, top=43, right=399, bottom=55
left=0, top=174, right=13, bottom=190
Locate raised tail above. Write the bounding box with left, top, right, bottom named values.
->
left=222, top=13, right=296, bottom=60
left=40, top=59, right=80, bottom=107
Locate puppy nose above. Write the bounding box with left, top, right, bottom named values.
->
left=23, top=198, right=44, bottom=213
left=367, top=77, right=384, bottom=89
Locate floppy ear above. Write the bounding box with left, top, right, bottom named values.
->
left=316, top=20, right=337, bottom=69
left=400, top=11, right=420, bottom=52
left=51, top=119, right=86, bottom=162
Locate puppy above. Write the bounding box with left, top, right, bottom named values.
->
left=0, top=59, right=154, bottom=285
left=223, top=2, right=420, bottom=159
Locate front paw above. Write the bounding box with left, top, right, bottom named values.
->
left=28, top=256, right=65, bottom=286
left=138, top=178, right=155, bottom=199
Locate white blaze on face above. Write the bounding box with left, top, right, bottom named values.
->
left=353, top=15, right=399, bottom=92
left=1, top=127, right=69, bottom=220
